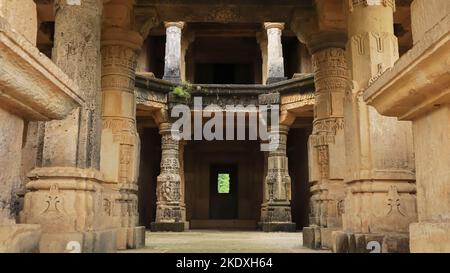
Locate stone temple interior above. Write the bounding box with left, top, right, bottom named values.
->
left=0, top=0, right=449, bottom=253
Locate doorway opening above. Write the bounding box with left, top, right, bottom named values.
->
left=209, top=165, right=238, bottom=219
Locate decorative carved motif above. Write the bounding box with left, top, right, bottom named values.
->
left=41, top=184, right=65, bottom=216
left=386, top=186, right=406, bottom=217
left=318, top=146, right=330, bottom=179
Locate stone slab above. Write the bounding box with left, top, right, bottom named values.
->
left=410, top=222, right=450, bottom=253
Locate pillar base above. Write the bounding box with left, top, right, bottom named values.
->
left=39, top=229, right=117, bottom=253
left=151, top=222, right=186, bottom=232
left=303, top=226, right=340, bottom=249
left=0, top=224, right=41, bottom=253
left=116, top=226, right=146, bottom=250
left=266, top=77, right=287, bottom=84
left=410, top=222, right=450, bottom=253
left=259, top=222, right=296, bottom=232
left=163, top=75, right=181, bottom=83
left=331, top=231, right=410, bottom=253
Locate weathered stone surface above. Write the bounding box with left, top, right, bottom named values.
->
left=163, top=22, right=184, bottom=82
left=363, top=0, right=450, bottom=253
left=0, top=0, right=37, bottom=45
left=0, top=224, right=41, bottom=253
left=302, top=227, right=316, bottom=249
left=339, top=0, right=417, bottom=252
left=260, top=125, right=296, bottom=232
left=0, top=17, right=81, bottom=121
left=410, top=222, right=450, bottom=253
left=264, top=22, right=286, bottom=84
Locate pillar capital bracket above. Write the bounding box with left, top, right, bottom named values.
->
left=101, top=27, right=144, bottom=51
left=307, top=31, right=348, bottom=54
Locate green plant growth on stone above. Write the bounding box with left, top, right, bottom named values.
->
left=172, top=81, right=193, bottom=99
left=217, top=173, right=230, bottom=194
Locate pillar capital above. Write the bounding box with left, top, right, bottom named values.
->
left=264, top=22, right=285, bottom=31
left=306, top=31, right=348, bottom=54
left=101, top=27, right=143, bottom=52
left=164, top=21, right=185, bottom=30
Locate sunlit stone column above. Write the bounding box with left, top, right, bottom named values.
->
left=100, top=0, right=145, bottom=250
left=163, top=22, right=185, bottom=83
left=260, top=125, right=295, bottom=232
left=363, top=0, right=450, bottom=253
left=332, top=0, right=417, bottom=253
left=151, top=123, right=185, bottom=231
left=303, top=36, right=349, bottom=249
left=264, top=22, right=286, bottom=84
left=20, top=0, right=118, bottom=253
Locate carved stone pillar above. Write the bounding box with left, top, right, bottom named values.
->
left=332, top=0, right=417, bottom=253
left=163, top=22, right=185, bottom=83
left=260, top=125, right=296, bottom=232
left=363, top=0, right=450, bottom=253
left=100, top=0, right=145, bottom=250
left=303, top=41, right=348, bottom=249
left=20, top=0, right=117, bottom=253
left=151, top=123, right=186, bottom=231
left=264, top=23, right=287, bottom=84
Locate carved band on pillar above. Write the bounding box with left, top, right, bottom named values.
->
left=307, top=45, right=348, bottom=248
left=151, top=123, right=186, bottom=231
left=100, top=0, right=146, bottom=249
left=264, top=22, right=287, bottom=84
left=260, top=124, right=296, bottom=232
left=163, top=22, right=185, bottom=83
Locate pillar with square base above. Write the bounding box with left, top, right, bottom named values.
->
left=260, top=125, right=296, bottom=232
left=363, top=0, right=450, bottom=253
left=151, top=123, right=187, bottom=232
left=20, top=0, right=118, bottom=253
left=302, top=35, right=349, bottom=249
left=333, top=0, right=417, bottom=253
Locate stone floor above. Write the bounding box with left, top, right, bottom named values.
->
left=121, top=230, right=330, bottom=253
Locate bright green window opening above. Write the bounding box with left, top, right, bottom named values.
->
left=217, top=173, right=230, bottom=194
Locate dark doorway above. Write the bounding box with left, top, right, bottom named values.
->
left=209, top=165, right=238, bottom=219
left=195, top=63, right=254, bottom=84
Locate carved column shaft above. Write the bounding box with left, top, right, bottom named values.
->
left=260, top=125, right=295, bottom=232
left=152, top=123, right=185, bottom=231
left=343, top=0, right=416, bottom=235
left=100, top=0, right=145, bottom=250
left=163, top=22, right=184, bottom=83
left=308, top=46, right=348, bottom=229
left=264, top=23, right=286, bottom=84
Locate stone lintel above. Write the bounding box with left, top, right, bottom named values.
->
left=0, top=17, right=81, bottom=121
